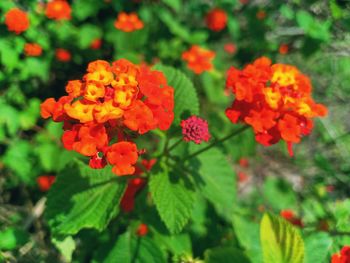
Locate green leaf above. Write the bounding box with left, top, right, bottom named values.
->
left=263, top=177, right=297, bottom=211
left=2, top=140, right=35, bottom=183
left=232, top=215, right=263, bottom=263
left=78, top=24, right=102, bottom=49
left=52, top=236, right=76, bottom=262
left=94, top=232, right=166, bottom=263
left=304, top=232, right=332, bottom=263
left=45, top=160, right=126, bottom=236
left=260, top=213, right=305, bottom=263
left=205, top=247, right=251, bottom=263
left=0, top=228, right=29, bottom=250
left=162, top=0, right=181, bottom=12
left=153, top=64, right=199, bottom=124
left=191, top=147, right=236, bottom=220
left=0, top=102, right=19, bottom=136
left=149, top=165, right=194, bottom=234
left=72, top=0, right=102, bottom=21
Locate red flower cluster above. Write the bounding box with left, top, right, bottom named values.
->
left=55, top=48, right=71, bottom=62
left=120, top=159, right=156, bottom=212
left=40, top=60, right=174, bottom=175
left=280, top=209, right=303, bottom=227
left=46, top=0, right=71, bottom=20
left=332, top=246, right=350, bottom=263
left=37, top=175, right=56, bottom=192
left=5, top=8, right=30, bottom=34
left=24, top=43, right=42, bottom=57
left=205, top=8, right=227, bottom=32
left=182, top=45, right=216, bottom=74
left=181, top=116, right=211, bottom=144
left=114, top=12, right=144, bottom=32
left=225, top=57, right=327, bottom=156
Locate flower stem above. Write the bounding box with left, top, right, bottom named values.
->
left=167, top=138, right=183, bottom=153
left=181, top=125, right=249, bottom=162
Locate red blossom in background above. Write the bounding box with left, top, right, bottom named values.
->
left=55, top=48, right=71, bottom=62
left=37, top=175, right=56, bottom=192
left=114, top=12, right=144, bottom=32
left=205, top=8, right=227, bottom=32
left=181, top=116, right=211, bottom=144
left=279, top=44, right=289, bottom=55
left=182, top=45, right=216, bottom=74
left=5, top=8, right=30, bottom=34
left=46, top=0, right=71, bottom=20
left=224, top=43, right=237, bottom=54
left=280, top=209, right=303, bottom=227
left=90, top=39, right=102, bottom=50
left=24, top=43, right=42, bottom=57
left=136, top=223, right=148, bottom=236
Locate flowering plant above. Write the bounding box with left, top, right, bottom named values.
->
left=0, top=1, right=349, bottom=262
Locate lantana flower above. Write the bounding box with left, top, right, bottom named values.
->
left=225, top=57, right=327, bottom=156
left=182, top=45, right=216, bottom=74
left=114, top=12, right=144, bottom=32
left=205, top=8, right=227, bottom=32
left=40, top=59, right=174, bottom=176
left=5, top=8, right=29, bottom=34
left=46, top=0, right=71, bottom=20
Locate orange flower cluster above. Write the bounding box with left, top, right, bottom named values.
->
left=55, top=48, right=71, bottom=62
left=46, top=0, right=71, bottom=20
left=40, top=60, right=174, bottom=175
left=182, top=45, right=216, bottom=74
left=205, top=8, right=227, bottom=32
left=5, top=8, right=30, bottom=34
left=114, top=12, right=144, bottom=32
left=37, top=175, right=56, bottom=192
left=225, top=57, right=327, bottom=156
left=24, top=43, right=43, bottom=57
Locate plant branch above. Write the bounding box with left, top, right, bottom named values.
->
left=181, top=125, right=249, bottom=162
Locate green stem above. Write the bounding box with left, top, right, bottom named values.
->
left=167, top=138, right=183, bottom=153
left=181, top=125, right=249, bottom=162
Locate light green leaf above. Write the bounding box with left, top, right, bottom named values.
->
left=205, top=247, right=251, bottom=263
left=52, top=236, right=76, bottom=262
left=45, top=160, right=126, bottom=236
left=192, top=148, right=236, bottom=220
left=149, top=165, right=194, bottom=234
left=304, top=232, right=332, bottom=263
left=260, top=213, right=304, bottom=263
left=153, top=64, right=199, bottom=124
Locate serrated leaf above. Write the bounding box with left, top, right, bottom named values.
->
left=149, top=166, right=194, bottom=234
left=304, top=232, right=332, bottom=263
left=260, top=213, right=304, bottom=263
left=93, top=232, right=166, bottom=263
left=45, top=160, right=126, bottom=236
left=205, top=247, right=251, bottom=263
left=191, top=147, right=236, bottom=220
left=154, top=64, right=199, bottom=124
